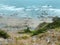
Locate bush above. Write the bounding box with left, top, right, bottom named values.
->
left=24, top=27, right=31, bottom=33
left=0, top=30, right=10, bottom=39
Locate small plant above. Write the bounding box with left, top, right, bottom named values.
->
left=22, top=34, right=30, bottom=39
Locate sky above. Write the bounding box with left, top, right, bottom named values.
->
left=0, top=0, right=60, bottom=8
left=0, top=0, right=60, bottom=17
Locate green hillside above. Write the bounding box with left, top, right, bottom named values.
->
left=32, top=17, right=60, bottom=36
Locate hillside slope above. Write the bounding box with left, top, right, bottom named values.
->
left=32, top=17, right=60, bottom=35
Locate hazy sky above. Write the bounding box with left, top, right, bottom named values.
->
left=0, top=0, right=60, bottom=8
